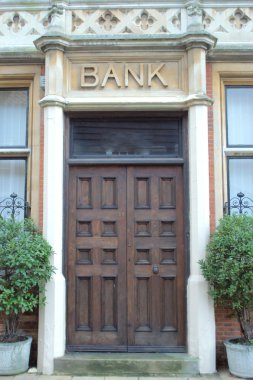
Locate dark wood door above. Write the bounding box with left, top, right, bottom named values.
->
left=127, top=166, right=185, bottom=351
left=67, top=165, right=185, bottom=351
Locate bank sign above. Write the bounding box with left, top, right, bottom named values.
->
left=79, top=62, right=182, bottom=90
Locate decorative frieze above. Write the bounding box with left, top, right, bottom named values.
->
left=202, top=7, right=253, bottom=34
left=0, top=5, right=252, bottom=49
left=0, top=11, right=48, bottom=43
left=69, top=8, right=182, bottom=35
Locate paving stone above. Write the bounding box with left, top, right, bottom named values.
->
left=39, top=376, right=72, bottom=380
left=218, top=369, right=245, bottom=380
left=105, top=377, right=138, bottom=380
left=73, top=377, right=105, bottom=380
left=15, top=374, right=38, bottom=380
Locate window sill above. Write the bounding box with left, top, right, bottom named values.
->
left=0, top=148, right=31, bottom=157
left=224, top=148, right=253, bottom=156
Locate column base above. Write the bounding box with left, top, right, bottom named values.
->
left=37, top=272, right=66, bottom=375
left=187, top=274, right=216, bottom=374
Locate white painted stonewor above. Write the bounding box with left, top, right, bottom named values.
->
left=187, top=45, right=216, bottom=374
left=37, top=104, right=66, bottom=374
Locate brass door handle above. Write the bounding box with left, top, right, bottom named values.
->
left=152, top=264, right=159, bottom=274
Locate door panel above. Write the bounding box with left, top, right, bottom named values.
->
left=67, top=165, right=185, bottom=351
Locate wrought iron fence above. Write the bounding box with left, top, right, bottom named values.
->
left=0, top=193, right=30, bottom=219
left=224, top=192, right=253, bottom=215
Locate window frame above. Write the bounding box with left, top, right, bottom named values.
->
left=223, top=80, right=253, bottom=211
left=225, top=85, right=253, bottom=149
left=0, top=69, right=41, bottom=224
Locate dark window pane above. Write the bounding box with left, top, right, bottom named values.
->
left=71, top=118, right=182, bottom=158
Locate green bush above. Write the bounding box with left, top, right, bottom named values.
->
left=0, top=218, right=55, bottom=342
left=199, top=214, right=253, bottom=343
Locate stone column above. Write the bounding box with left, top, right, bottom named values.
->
left=37, top=44, right=66, bottom=374
left=187, top=45, right=216, bottom=373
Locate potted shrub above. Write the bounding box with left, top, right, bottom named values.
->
left=0, top=217, right=54, bottom=375
left=199, top=214, right=253, bottom=378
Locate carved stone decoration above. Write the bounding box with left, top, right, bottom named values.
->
left=186, top=0, right=203, bottom=31
left=28, top=28, right=40, bottom=35
left=70, top=9, right=182, bottom=35
left=6, top=13, right=27, bottom=33
left=202, top=10, right=213, bottom=29
left=229, top=8, right=251, bottom=30
left=84, top=27, right=96, bottom=34
left=47, top=3, right=65, bottom=32
left=72, top=12, right=83, bottom=32
left=215, top=25, right=229, bottom=33
left=98, top=10, right=119, bottom=31
left=135, top=10, right=155, bottom=31
left=171, top=12, right=181, bottom=30
left=42, top=16, right=50, bottom=28
left=186, top=1, right=202, bottom=17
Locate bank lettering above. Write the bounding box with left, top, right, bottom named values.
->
left=81, top=63, right=168, bottom=88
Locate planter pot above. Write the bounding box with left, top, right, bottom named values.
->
left=0, top=336, right=32, bottom=375
left=224, top=338, right=253, bottom=378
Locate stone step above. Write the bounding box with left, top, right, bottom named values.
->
left=54, top=353, right=199, bottom=377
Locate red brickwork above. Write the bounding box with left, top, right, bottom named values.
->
left=215, top=305, right=241, bottom=366
left=206, top=62, right=241, bottom=367
left=27, top=65, right=46, bottom=366
left=39, top=65, right=45, bottom=229
left=206, top=63, right=216, bottom=233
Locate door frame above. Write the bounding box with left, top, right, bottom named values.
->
left=64, top=111, right=189, bottom=352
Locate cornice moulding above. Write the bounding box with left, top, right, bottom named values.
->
left=39, top=94, right=213, bottom=110
left=0, top=1, right=253, bottom=10
left=34, top=32, right=217, bottom=53
left=0, top=49, right=44, bottom=63
left=208, top=45, right=253, bottom=61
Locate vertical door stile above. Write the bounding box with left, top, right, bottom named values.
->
left=126, top=166, right=134, bottom=347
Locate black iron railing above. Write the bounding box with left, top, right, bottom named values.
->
left=224, top=192, right=253, bottom=215
left=0, top=193, right=30, bottom=219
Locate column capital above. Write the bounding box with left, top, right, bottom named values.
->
left=34, top=34, right=68, bottom=53
left=39, top=95, right=66, bottom=108
left=183, top=32, right=217, bottom=51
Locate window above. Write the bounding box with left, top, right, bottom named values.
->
left=0, top=88, right=29, bottom=219
left=225, top=86, right=253, bottom=213
left=70, top=117, right=182, bottom=158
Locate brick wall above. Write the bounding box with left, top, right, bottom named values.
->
left=206, top=62, right=241, bottom=367
left=39, top=65, right=45, bottom=229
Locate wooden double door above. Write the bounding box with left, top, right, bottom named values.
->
left=67, top=165, right=186, bottom=352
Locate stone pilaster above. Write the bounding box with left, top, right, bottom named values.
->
left=187, top=44, right=216, bottom=374
left=36, top=5, right=66, bottom=373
